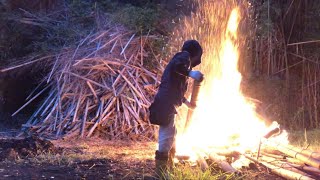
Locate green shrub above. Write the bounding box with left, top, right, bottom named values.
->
left=113, top=5, right=159, bottom=33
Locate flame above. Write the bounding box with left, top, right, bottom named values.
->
left=171, top=2, right=288, bottom=159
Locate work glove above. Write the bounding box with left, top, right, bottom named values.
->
left=188, top=70, right=204, bottom=82
left=183, top=99, right=196, bottom=110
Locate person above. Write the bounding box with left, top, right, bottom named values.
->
left=149, top=40, right=203, bottom=177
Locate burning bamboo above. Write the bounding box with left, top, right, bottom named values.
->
left=208, top=152, right=238, bottom=173
left=196, top=152, right=209, bottom=171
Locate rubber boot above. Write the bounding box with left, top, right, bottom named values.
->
left=168, top=147, right=176, bottom=170
left=155, top=150, right=169, bottom=179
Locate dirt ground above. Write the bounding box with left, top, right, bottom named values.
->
left=0, top=133, right=289, bottom=180
left=0, top=135, right=156, bottom=179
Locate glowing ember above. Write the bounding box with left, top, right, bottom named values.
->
left=170, top=1, right=288, bottom=159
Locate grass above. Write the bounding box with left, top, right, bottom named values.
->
left=168, top=165, right=242, bottom=180
left=8, top=130, right=320, bottom=179
left=27, top=151, right=82, bottom=166
left=22, top=138, right=155, bottom=165
left=288, top=129, right=320, bottom=151
left=14, top=138, right=242, bottom=179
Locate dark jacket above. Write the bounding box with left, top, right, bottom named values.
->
left=149, top=51, right=191, bottom=125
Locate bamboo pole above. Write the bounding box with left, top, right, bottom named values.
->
left=184, top=80, right=203, bottom=133
left=266, top=141, right=320, bottom=169
left=0, top=55, right=53, bottom=72
left=208, top=152, right=238, bottom=173
left=289, top=163, right=320, bottom=177
left=11, top=85, right=50, bottom=116
left=196, top=152, right=209, bottom=171
left=281, top=144, right=320, bottom=161
left=259, top=156, right=311, bottom=176
left=81, top=100, right=89, bottom=138
left=244, top=154, right=315, bottom=180
left=262, top=161, right=315, bottom=180
left=286, top=157, right=305, bottom=166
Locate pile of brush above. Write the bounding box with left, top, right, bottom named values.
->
left=9, top=27, right=162, bottom=139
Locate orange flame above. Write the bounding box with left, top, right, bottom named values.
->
left=174, top=6, right=288, bottom=159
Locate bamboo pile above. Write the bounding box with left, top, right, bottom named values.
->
left=10, top=28, right=162, bottom=139
left=188, top=141, right=320, bottom=179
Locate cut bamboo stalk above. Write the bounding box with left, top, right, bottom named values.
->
left=275, top=162, right=311, bottom=177
left=53, top=106, right=58, bottom=131
left=289, top=163, right=320, bottom=177
left=73, top=32, right=94, bottom=59
left=262, top=148, right=283, bottom=156
left=209, top=148, right=241, bottom=158
left=56, top=81, right=64, bottom=129
left=67, top=72, right=110, bottom=90
left=196, top=152, right=209, bottom=171
left=110, top=39, right=118, bottom=53
left=261, top=161, right=315, bottom=180
left=118, top=70, right=145, bottom=101
left=261, top=152, right=286, bottom=160
left=266, top=141, right=320, bottom=169
left=26, top=79, right=45, bottom=100
left=47, top=54, right=61, bottom=83
left=244, top=154, right=315, bottom=180
left=81, top=100, right=89, bottom=138
left=95, top=100, right=103, bottom=119
left=56, top=106, right=73, bottom=137
left=0, top=55, right=52, bottom=72
left=24, top=90, right=56, bottom=127
left=101, top=108, right=115, bottom=123
left=84, top=34, right=122, bottom=59
left=88, top=30, right=111, bottom=44
left=100, top=97, right=116, bottom=118
left=12, top=85, right=50, bottom=116
left=116, top=82, right=127, bottom=96
left=286, top=157, right=305, bottom=166
left=87, top=97, right=116, bottom=137
left=86, top=81, right=98, bottom=100
left=120, top=34, right=136, bottom=55
left=127, top=70, right=148, bottom=103
left=281, top=144, right=320, bottom=160
left=208, top=152, right=238, bottom=173
left=122, top=99, right=131, bottom=127
left=72, top=89, right=82, bottom=123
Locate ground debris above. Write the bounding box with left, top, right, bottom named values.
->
left=0, top=135, right=60, bottom=161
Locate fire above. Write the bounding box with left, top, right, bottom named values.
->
left=173, top=2, right=288, bottom=159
